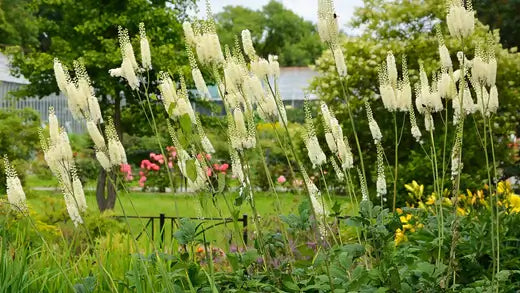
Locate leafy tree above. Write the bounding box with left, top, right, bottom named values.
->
left=5, top=0, right=195, bottom=211
left=0, top=108, right=40, bottom=193
left=473, top=0, right=520, bottom=49
left=216, top=0, right=324, bottom=66
left=215, top=5, right=265, bottom=49
left=0, top=0, right=39, bottom=48
left=310, top=0, right=520, bottom=203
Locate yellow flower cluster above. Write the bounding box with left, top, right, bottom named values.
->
left=497, top=181, right=520, bottom=213
left=394, top=208, right=424, bottom=245
left=404, top=180, right=520, bottom=217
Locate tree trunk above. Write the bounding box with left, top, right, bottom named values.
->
left=96, top=169, right=118, bottom=212
left=95, top=92, right=123, bottom=212
left=96, top=169, right=107, bottom=211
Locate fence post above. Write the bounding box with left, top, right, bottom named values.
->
left=151, top=218, right=154, bottom=241
left=159, top=213, right=165, bottom=247
left=242, top=214, right=248, bottom=245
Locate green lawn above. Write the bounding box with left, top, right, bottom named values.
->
left=26, top=189, right=355, bottom=249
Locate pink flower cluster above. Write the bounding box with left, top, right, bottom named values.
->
left=139, top=148, right=177, bottom=187
left=120, top=163, right=133, bottom=181
left=197, top=153, right=212, bottom=161
left=206, top=163, right=229, bottom=177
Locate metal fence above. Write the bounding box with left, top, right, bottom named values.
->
left=115, top=213, right=352, bottom=248
left=0, top=81, right=84, bottom=133
left=115, top=214, right=249, bottom=247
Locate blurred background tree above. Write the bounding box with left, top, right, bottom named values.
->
left=0, top=108, right=40, bottom=193
left=216, top=0, right=324, bottom=66
left=0, top=0, right=39, bottom=48
left=473, top=0, right=520, bottom=50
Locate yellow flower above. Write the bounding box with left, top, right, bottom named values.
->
left=395, top=228, right=407, bottom=245
left=456, top=206, right=467, bottom=216
left=426, top=195, right=436, bottom=205
left=497, top=181, right=507, bottom=194
left=509, top=194, right=520, bottom=213
left=497, top=181, right=513, bottom=196
left=400, top=214, right=412, bottom=223
left=471, top=193, right=477, bottom=205
left=404, top=180, right=424, bottom=200
left=396, top=208, right=403, bottom=215
left=442, top=197, right=453, bottom=207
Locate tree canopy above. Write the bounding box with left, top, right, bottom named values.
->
left=215, top=0, right=324, bottom=66
left=473, top=0, right=520, bottom=50
left=310, top=0, right=520, bottom=200
left=7, top=0, right=194, bottom=103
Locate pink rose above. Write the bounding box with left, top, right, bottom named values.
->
left=205, top=153, right=212, bottom=160
left=149, top=152, right=156, bottom=159
left=168, top=161, right=173, bottom=168
left=141, top=160, right=151, bottom=169
left=206, top=167, right=212, bottom=177
left=120, top=163, right=131, bottom=173
left=219, top=163, right=229, bottom=172
left=277, top=175, right=286, bottom=184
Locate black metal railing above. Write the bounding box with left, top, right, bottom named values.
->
left=115, top=214, right=350, bottom=248
left=114, top=214, right=249, bottom=247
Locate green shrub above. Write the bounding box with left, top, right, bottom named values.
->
left=0, top=108, right=40, bottom=193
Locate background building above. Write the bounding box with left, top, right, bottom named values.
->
left=0, top=53, right=84, bottom=133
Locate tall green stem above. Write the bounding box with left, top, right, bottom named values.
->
left=429, top=126, right=443, bottom=267
left=487, top=118, right=499, bottom=277
left=393, top=113, right=399, bottom=211
left=482, top=115, right=497, bottom=285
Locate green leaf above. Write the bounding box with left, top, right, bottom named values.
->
left=242, top=249, right=259, bottom=267
left=168, top=102, right=176, bottom=117
left=234, top=195, right=243, bottom=206
left=185, top=159, right=197, bottom=182
left=330, top=200, right=341, bottom=216
left=226, top=253, right=240, bottom=271
left=173, top=218, right=198, bottom=245
left=149, top=93, right=158, bottom=100
left=281, top=278, right=300, bottom=292
left=389, top=267, right=401, bottom=291
left=217, top=172, right=226, bottom=193
left=179, top=113, right=192, bottom=135
left=177, top=131, right=189, bottom=149
left=338, top=252, right=353, bottom=269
